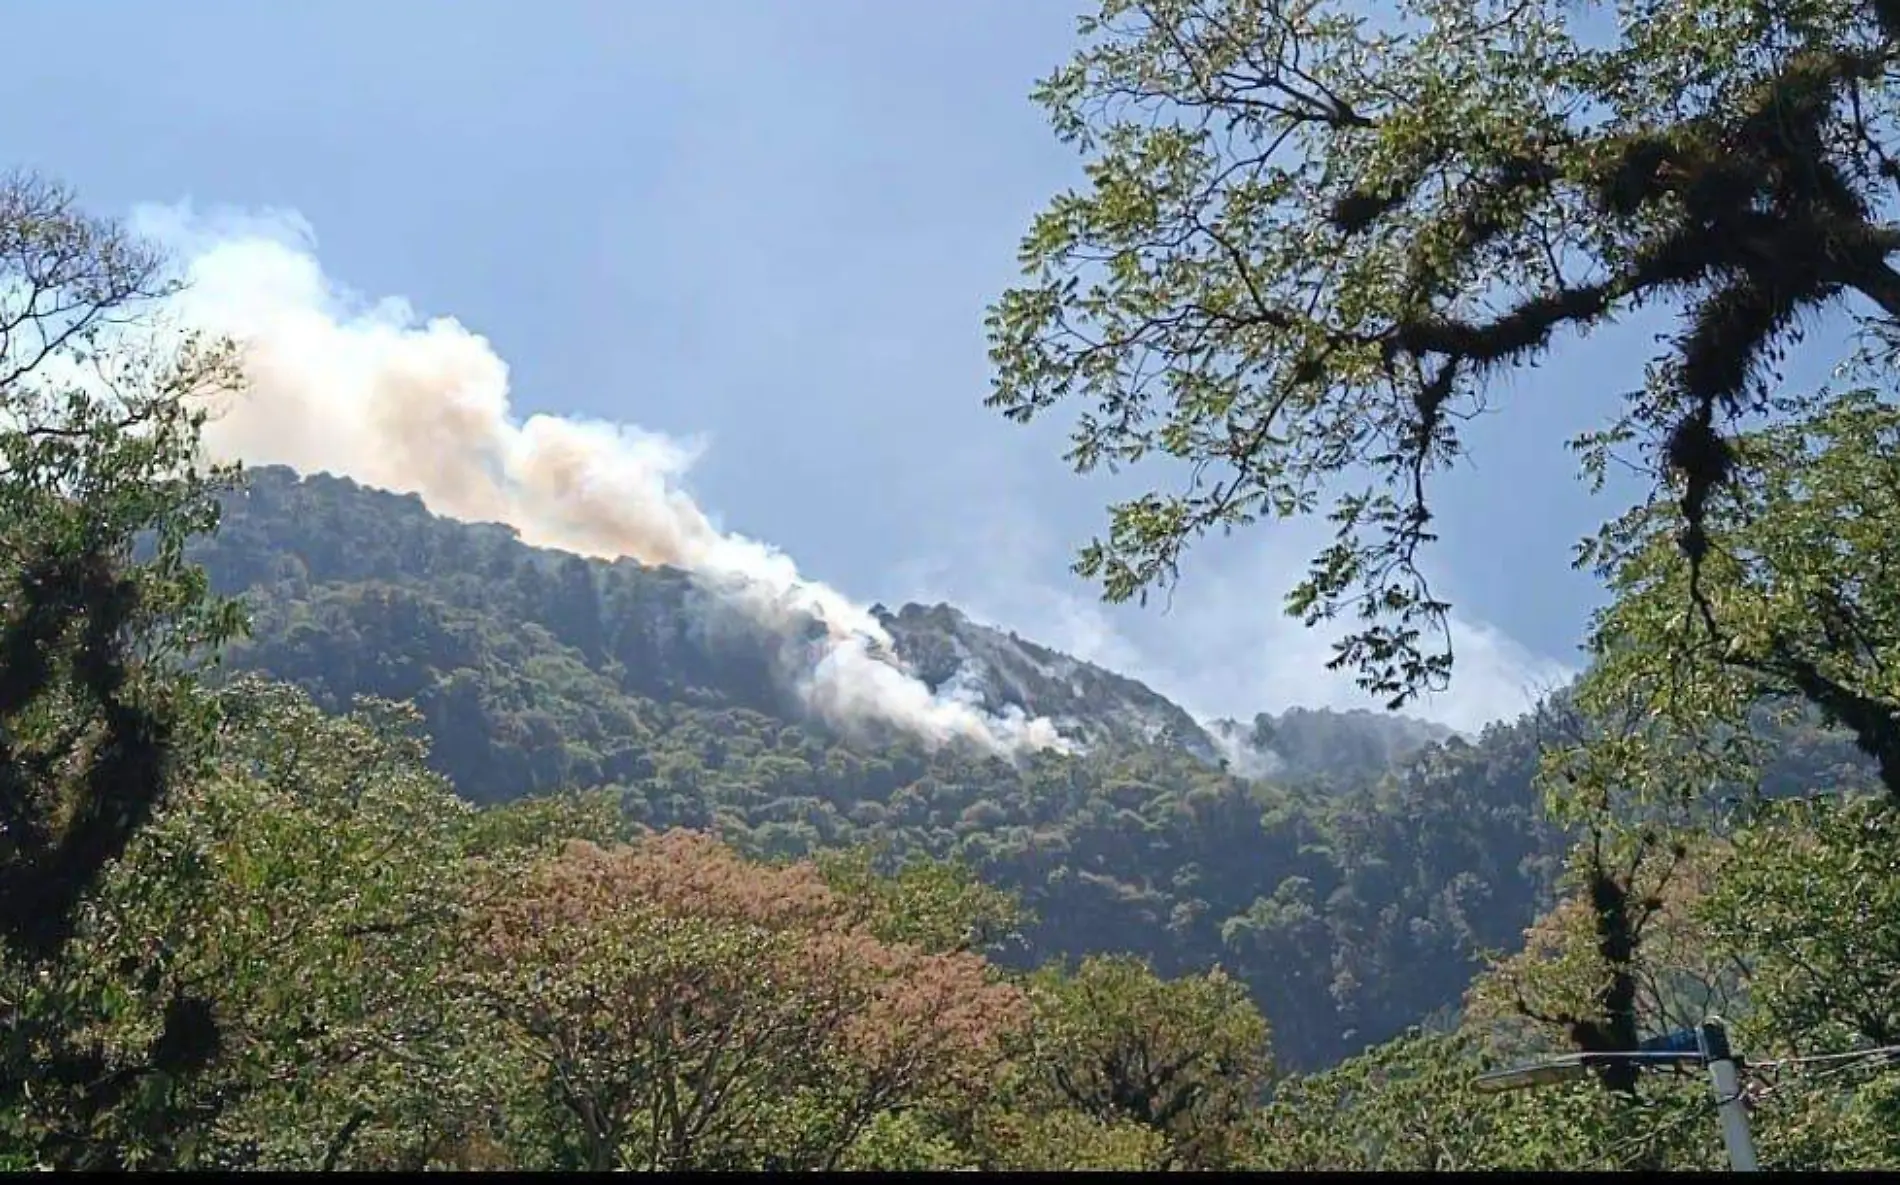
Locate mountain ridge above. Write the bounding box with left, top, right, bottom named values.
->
left=203, top=464, right=1452, bottom=780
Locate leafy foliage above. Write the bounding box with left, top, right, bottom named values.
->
left=0, top=172, right=245, bottom=1170
left=470, top=833, right=1025, bottom=1171
left=3, top=680, right=497, bottom=1169
left=988, top=0, right=1900, bottom=712
left=1001, top=955, right=1271, bottom=1169
left=1577, top=382, right=1900, bottom=803
left=1704, top=794, right=1900, bottom=1053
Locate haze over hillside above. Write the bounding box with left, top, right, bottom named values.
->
left=142, top=207, right=1562, bottom=748
left=202, top=465, right=1450, bottom=782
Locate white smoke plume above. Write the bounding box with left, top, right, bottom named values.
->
left=1203, top=722, right=1284, bottom=782
left=134, top=204, right=1069, bottom=757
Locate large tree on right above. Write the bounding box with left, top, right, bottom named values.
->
left=988, top=0, right=1900, bottom=738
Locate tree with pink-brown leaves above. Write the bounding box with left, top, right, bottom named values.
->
left=469, top=831, right=1026, bottom=1171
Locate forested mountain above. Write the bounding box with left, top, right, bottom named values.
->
left=20, top=0, right=1900, bottom=1165
left=179, top=465, right=1560, bottom=1068
left=175, top=463, right=1890, bottom=1083
left=193, top=466, right=1417, bottom=788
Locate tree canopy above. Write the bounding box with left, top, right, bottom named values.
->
left=0, top=172, right=245, bottom=1169
left=989, top=0, right=1900, bottom=712
left=1576, top=376, right=1900, bottom=801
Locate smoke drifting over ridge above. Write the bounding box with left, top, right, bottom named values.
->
left=137, top=205, right=1068, bottom=757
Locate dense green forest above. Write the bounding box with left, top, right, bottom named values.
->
left=12, top=0, right=1900, bottom=1170
left=187, top=466, right=1882, bottom=1074
left=193, top=465, right=1589, bottom=1070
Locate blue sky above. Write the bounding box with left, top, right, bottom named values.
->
left=2, top=1, right=1835, bottom=731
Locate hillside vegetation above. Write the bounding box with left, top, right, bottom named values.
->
left=189, top=466, right=1571, bottom=1070
left=190, top=467, right=1879, bottom=1077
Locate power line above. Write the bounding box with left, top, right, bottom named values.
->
left=1483, top=1023, right=1900, bottom=1171
left=1748, top=1044, right=1900, bottom=1106
left=1585, top=1046, right=1900, bottom=1173
left=1749, top=1043, right=1900, bottom=1074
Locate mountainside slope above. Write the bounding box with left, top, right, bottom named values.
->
left=187, top=466, right=1882, bottom=1072
left=185, top=466, right=1575, bottom=1069
left=872, top=601, right=1225, bottom=760
left=199, top=466, right=1427, bottom=783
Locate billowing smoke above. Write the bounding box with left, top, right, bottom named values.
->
left=136, top=205, right=1069, bottom=757
left=1204, top=722, right=1283, bottom=782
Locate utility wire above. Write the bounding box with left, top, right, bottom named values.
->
left=1748, top=1045, right=1900, bottom=1105
left=1584, top=1045, right=1900, bottom=1170
left=1748, top=1043, right=1900, bottom=1074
